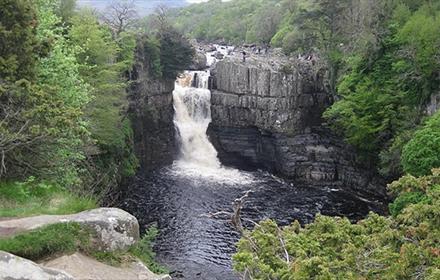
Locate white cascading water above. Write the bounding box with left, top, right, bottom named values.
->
left=173, top=71, right=220, bottom=168
left=171, top=66, right=254, bottom=184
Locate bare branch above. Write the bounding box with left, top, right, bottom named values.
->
left=203, top=190, right=254, bottom=234
left=277, top=227, right=290, bottom=263
left=101, top=0, right=138, bottom=37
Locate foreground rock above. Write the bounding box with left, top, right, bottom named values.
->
left=0, top=251, right=74, bottom=280
left=43, top=252, right=170, bottom=280
left=0, top=208, right=139, bottom=251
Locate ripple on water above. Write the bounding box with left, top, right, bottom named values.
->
left=119, top=166, right=386, bottom=280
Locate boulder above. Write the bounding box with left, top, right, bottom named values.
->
left=188, top=51, right=208, bottom=70
left=214, top=52, right=225, bottom=60
left=0, top=208, right=140, bottom=251
left=0, top=251, right=74, bottom=280
left=203, top=45, right=217, bottom=52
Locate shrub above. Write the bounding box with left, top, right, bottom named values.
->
left=129, top=226, right=168, bottom=274
left=401, top=112, right=440, bottom=176
left=233, top=169, right=440, bottom=279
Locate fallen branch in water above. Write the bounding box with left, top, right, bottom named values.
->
left=201, top=190, right=253, bottom=234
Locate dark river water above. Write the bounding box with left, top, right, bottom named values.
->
left=119, top=163, right=385, bottom=280
left=119, top=63, right=385, bottom=279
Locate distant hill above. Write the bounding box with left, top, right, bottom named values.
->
left=77, top=0, right=195, bottom=16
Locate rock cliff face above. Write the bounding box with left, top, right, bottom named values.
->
left=209, top=57, right=385, bottom=197
left=129, top=40, right=176, bottom=170
left=426, top=92, right=440, bottom=116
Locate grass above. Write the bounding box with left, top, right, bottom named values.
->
left=0, top=222, right=167, bottom=274
left=128, top=226, right=169, bottom=274
left=93, top=226, right=169, bottom=274
left=0, top=222, right=94, bottom=261
left=0, top=179, right=167, bottom=274
left=0, top=179, right=97, bottom=217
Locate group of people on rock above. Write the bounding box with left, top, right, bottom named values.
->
left=241, top=43, right=270, bottom=62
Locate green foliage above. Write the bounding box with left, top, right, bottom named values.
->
left=1, top=0, right=139, bottom=199
left=0, top=179, right=97, bottom=217
left=389, top=191, right=430, bottom=217
left=324, top=3, right=440, bottom=171
left=234, top=169, right=440, bottom=279
left=323, top=48, right=414, bottom=161
left=55, top=0, right=76, bottom=23
left=129, top=226, right=169, bottom=274
left=1, top=0, right=91, bottom=186
left=0, top=222, right=94, bottom=260
left=0, top=0, right=39, bottom=81
left=401, top=112, right=440, bottom=176
left=92, top=225, right=168, bottom=274
left=142, top=36, right=163, bottom=78
left=170, top=0, right=282, bottom=44
left=158, top=27, right=194, bottom=79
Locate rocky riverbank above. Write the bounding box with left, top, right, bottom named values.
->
left=0, top=208, right=170, bottom=280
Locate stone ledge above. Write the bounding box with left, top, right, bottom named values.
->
left=0, top=208, right=140, bottom=252
left=0, top=251, right=74, bottom=280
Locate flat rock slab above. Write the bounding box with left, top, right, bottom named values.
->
left=0, top=208, right=140, bottom=251
left=42, top=252, right=170, bottom=280
left=0, top=251, right=74, bottom=280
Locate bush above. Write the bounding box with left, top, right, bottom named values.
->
left=129, top=226, right=168, bottom=274
left=233, top=169, right=440, bottom=279
left=388, top=191, right=430, bottom=217
left=401, top=112, right=440, bottom=176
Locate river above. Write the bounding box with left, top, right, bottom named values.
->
left=119, top=50, right=385, bottom=279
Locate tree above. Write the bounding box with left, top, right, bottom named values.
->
left=101, top=0, right=138, bottom=37
left=1, top=0, right=90, bottom=184
left=0, top=0, right=39, bottom=81
left=69, top=8, right=138, bottom=191
left=323, top=3, right=440, bottom=173
left=294, top=0, right=351, bottom=93
left=148, top=7, right=194, bottom=79
left=246, top=2, right=283, bottom=44
left=56, top=0, right=77, bottom=23
left=158, top=26, right=194, bottom=79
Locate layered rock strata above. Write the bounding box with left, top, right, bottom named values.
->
left=129, top=40, right=176, bottom=170
left=209, top=56, right=385, bottom=197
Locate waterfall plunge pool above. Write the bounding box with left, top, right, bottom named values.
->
left=119, top=52, right=385, bottom=279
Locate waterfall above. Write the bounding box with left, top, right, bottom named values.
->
left=173, top=70, right=220, bottom=168
left=170, top=50, right=254, bottom=184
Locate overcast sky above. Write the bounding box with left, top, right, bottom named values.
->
left=76, top=0, right=229, bottom=16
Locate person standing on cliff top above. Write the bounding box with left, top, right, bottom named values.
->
left=242, top=51, right=247, bottom=62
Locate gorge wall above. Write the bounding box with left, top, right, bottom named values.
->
left=129, top=40, right=176, bottom=170
left=209, top=56, right=386, bottom=198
